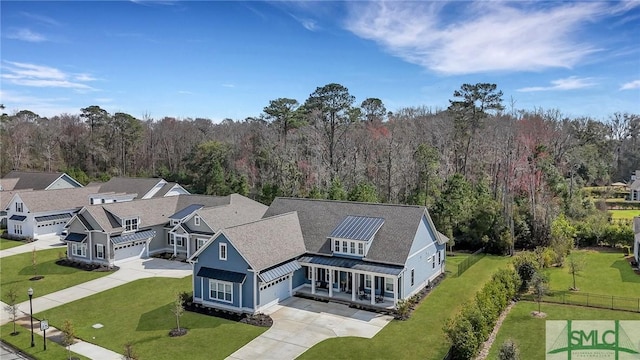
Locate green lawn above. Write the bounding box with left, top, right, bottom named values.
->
left=544, top=250, right=640, bottom=298
left=0, top=238, right=24, bottom=250
left=444, top=252, right=469, bottom=274
left=486, top=301, right=640, bottom=359
left=0, top=248, right=112, bottom=303
left=299, top=255, right=511, bottom=360
left=1, top=323, right=90, bottom=360
left=36, top=277, right=266, bottom=360
left=609, top=209, right=640, bottom=219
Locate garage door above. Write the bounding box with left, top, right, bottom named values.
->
left=114, top=240, right=146, bottom=261
left=259, top=275, right=291, bottom=306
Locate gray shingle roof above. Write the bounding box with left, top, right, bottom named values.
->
left=12, top=186, right=101, bottom=213
left=97, top=177, right=163, bottom=199
left=264, top=198, right=431, bottom=265
left=3, top=171, right=67, bottom=190
left=221, top=212, right=306, bottom=271
left=196, top=194, right=268, bottom=232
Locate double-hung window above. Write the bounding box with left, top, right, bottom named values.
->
left=194, top=215, right=201, bottom=226
left=334, top=239, right=340, bottom=252
left=96, top=244, right=105, bottom=259
left=350, top=242, right=355, bottom=254
left=358, top=243, right=364, bottom=255
left=14, top=224, right=22, bottom=235
left=124, top=218, right=138, bottom=232
left=342, top=241, right=348, bottom=253
left=365, top=274, right=372, bottom=289
left=15, top=202, right=23, bottom=212
left=385, top=277, right=394, bottom=292
left=196, top=238, right=207, bottom=250
left=72, top=243, right=86, bottom=257
left=209, top=280, right=232, bottom=303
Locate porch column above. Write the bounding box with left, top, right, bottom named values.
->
left=311, top=266, right=316, bottom=295
left=289, top=274, right=293, bottom=296
left=173, top=234, right=177, bottom=256
left=200, top=277, right=204, bottom=300
left=253, top=272, right=258, bottom=310
left=146, top=239, right=150, bottom=257
left=328, top=268, right=333, bottom=297
left=351, top=271, right=356, bottom=301
left=239, top=282, right=243, bottom=310
left=186, top=237, right=190, bottom=258
left=392, top=277, right=398, bottom=306
left=371, top=275, right=375, bottom=305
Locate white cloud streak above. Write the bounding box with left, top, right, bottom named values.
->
left=517, top=76, right=597, bottom=92
left=6, top=28, right=47, bottom=42
left=344, top=1, right=620, bottom=74
left=2, top=61, right=97, bottom=90
left=620, top=80, right=640, bottom=90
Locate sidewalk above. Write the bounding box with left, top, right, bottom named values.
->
left=0, top=235, right=66, bottom=259
left=13, top=317, right=122, bottom=360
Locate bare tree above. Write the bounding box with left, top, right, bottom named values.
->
left=567, top=253, right=585, bottom=291
left=3, top=287, right=20, bottom=335
left=61, top=319, right=76, bottom=360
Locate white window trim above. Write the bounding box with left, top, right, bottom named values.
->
left=72, top=243, right=87, bottom=257
left=96, top=244, right=105, bottom=259
left=16, top=202, right=23, bottom=212
left=410, top=269, right=415, bottom=286
left=365, top=274, right=372, bottom=289
left=124, top=217, right=139, bottom=232
left=209, top=279, right=233, bottom=303
left=219, top=242, right=227, bottom=261
left=194, top=215, right=201, bottom=226
left=334, top=239, right=340, bottom=252
left=14, top=224, right=23, bottom=235
left=358, top=242, right=364, bottom=255
left=196, top=238, right=207, bottom=250
left=385, top=277, right=394, bottom=292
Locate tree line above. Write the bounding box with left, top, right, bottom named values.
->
left=1, top=83, right=638, bottom=253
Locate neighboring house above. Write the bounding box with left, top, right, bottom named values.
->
left=630, top=170, right=640, bottom=201
left=63, top=194, right=266, bottom=266
left=634, top=217, right=640, bottom=264
left=0, top=171, right=84, bottom=191
left=4, top=186, right=100, bottom=239
left=189, top=198, right=448, bottom=314
left=168, top=194, right=268, bottom=258
left=93, top=177, right=189, bottom=203
left=0, top=171, right=84, bottom=227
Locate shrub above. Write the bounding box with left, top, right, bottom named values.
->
left=498, top=339, right=520, bottom=360
left=444, top=316, right=481, bottom=360
left=513, top=252, right=539, bottom=289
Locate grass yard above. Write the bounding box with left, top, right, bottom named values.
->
left=36, top=277, right=266, bottom=360
left=544, top=250, right=640, bottom=298
left=298, top=255, right=511, bottom=360
left=0, top=238, right=24, bottom=250
left=444, top=252, right=469, bottom=274
left=0, top=248, right=112, bottom=303
left=1, top=323, right=90, bottom=360
left=486, top=301, right=640, bottom=359
left=609, top=209, right=640, bottom=219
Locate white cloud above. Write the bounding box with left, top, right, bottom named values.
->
left=6, top=28, right=47, bottom=42
left=290, top=14, right=319, bottom=31
left=0, top=90, right=78, bottom=117
left=517, top=76, right=597, bottom=92
left=344, top=1, right=616, bottom=74
left=178, top=90, right=193, bottom=94
left=20, top=12, right=61, bottom=27
left=620, top=80, right=640, bottom=90
left=2, top=61, right=97, bottom=91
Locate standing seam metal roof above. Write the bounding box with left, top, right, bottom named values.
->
left=329, top=215, right=385, bottom=241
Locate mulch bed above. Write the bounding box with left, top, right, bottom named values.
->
left=169, top=328, right=188, bottom=337
left=55, top=259, right=119, bottom=272
left=625, top=256, right=640, bottom=275
left=184, top=300, right=273, bottom=327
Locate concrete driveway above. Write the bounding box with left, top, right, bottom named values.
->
left=227, top=297, right=393, bottom=360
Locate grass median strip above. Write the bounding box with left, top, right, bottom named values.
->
left=1, top=322, right=90, bottom=360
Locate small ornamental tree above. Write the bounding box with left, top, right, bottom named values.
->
left=32, top=247, right=38, bottom=277
left=3, top=287, right=20, bottom=335
left=499, top=338, right=520, bottom=360
left=61, top=319, right=76, bottom=360
left=531, top=271, right=549, bottom=315
left=567, top=252, right=585, bottom=291
left=170, top=292, right=186, bottom=336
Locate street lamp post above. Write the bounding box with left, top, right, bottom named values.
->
left=28, top=287, right=34, bottom=347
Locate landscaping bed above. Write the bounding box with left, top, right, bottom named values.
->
left=184, top=297, right=273, bottom=327
left=55, top=258, right=119, bottom=272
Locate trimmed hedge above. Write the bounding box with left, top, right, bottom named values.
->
left=444, top=267, right=521, bottom=359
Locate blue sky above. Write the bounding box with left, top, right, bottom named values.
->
left=1, top=1, right=639, bottom=121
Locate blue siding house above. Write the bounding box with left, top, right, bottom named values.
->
left=189, top=198, right=448, bottom=313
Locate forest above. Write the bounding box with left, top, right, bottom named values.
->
left=1, top=82, right=638, bottom=257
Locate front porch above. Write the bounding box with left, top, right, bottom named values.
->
left=295, top=284, right=396, bottom=310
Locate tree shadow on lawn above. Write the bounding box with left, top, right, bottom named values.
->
left=136, top=304, right=227, bottom=332
left=18, top=260, right=78, bottom=276
left=610, top=259, right=640, bottom=284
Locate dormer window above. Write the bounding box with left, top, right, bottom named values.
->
left=329, top=215, right=384, bottom=257
left=15, top=202, right=23, bottom=212
left=124, top=218, right=139, bottom=232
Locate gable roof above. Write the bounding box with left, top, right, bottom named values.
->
left=97, top=177, right=164, bottom=199
left=0, top=178, right=20, bottom=191
left=192, top=212, right=305, bottom=272
left=8, top=186, right=100, bottom=213
left=81, top=194, right=231, bottom=233
left=2, top=171, right=82, bottom=190
left=263, top=198, right=432, bottom=265
left=194, top=194, right=268, bottom=232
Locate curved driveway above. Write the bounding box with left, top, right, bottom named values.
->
left=227, top=297, right=393, bottom=360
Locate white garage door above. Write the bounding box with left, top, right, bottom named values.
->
left=260, top=275, right=291, bottom=306
left=114, top=240, right=146, bottom=261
